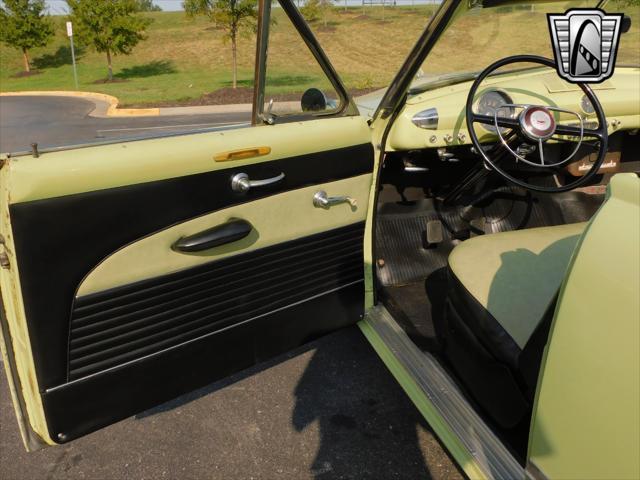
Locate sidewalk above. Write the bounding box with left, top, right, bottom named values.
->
left=159, top=103, right=253, bottom=116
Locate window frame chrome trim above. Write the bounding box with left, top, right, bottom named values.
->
left=252, top=0, right=359, bottom=126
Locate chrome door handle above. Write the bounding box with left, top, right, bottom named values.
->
left=313, top=190, right=357, bottom=209
left=231, top=172, right=285, bottom=193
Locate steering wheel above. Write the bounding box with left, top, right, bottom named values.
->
left=465, top=55, right=609, bottom=193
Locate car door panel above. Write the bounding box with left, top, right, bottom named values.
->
left=0, top=116, right=374, bottom=444
left=44, top=222, right=365, bottom=442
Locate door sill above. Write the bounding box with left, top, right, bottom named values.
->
left=360, top=305, right=530, bottom=480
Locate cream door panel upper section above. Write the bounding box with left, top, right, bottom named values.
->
left=77, top=174, right=372, bottom=297
left=7, top=116, right=371, bottom=204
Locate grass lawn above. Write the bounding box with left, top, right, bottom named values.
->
left=0, top=6, right=437, bottom=106
left=0, top=3, right=637, bottom=107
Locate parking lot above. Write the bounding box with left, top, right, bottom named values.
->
left=0, top=327, right=463, bottom=480
left=0, top=95, right=250, bottom=154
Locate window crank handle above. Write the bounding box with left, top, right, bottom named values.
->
left=231, top=172, right=285, bottom=193
left=313, top=190, right=357, bottom=209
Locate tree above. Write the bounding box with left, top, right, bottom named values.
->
left=67, top=0, right=152, bottom=81
left=300, top=0, right=333, bottom=28
left=0, top=0, right=54, bottom=73
left=136, top=0, right=162, bottom=11
left=184, top=0, right=258, bottom=89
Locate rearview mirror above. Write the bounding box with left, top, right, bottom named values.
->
left=621, top=14, right=631, bottom=34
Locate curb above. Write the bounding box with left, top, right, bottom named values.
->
left=0, top=91, right=160, bottom=118
left=159, top=103, right=254, bottom=116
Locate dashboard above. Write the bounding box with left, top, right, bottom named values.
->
left=388, top=67, right=640, bottom=151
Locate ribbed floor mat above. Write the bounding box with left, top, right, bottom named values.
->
left=376, top=208, right=456, bottom=287
left=376, top=190, right=603, bottom=287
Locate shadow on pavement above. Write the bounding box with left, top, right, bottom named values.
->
left=291, top=334, right=437, bottom=479
left=1, top=327, right=463, bottom=479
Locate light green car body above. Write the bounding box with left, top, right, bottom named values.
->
left=1, top=0, right=639, bottom=478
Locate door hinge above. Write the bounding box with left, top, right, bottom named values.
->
left=0, top=235, right=10, bottom=269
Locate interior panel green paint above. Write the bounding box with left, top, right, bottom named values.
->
left=77, top=174, right=372, bottom=296
left=0, top=167, right=54, bottom=447
left=6, top=116, right=371, bottom=204
left=390, top=67, right=640, bottom=150
left=363, top=113, right=388, bottom=310
left=529, top=174, right=640, bottom=480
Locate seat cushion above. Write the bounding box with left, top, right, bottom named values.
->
left=448, top=222, right=586, bottom=353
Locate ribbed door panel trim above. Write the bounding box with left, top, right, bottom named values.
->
left=68, top=222, right=365, bottom=380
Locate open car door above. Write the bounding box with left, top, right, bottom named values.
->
left=0, top=0, right=374, bottom=449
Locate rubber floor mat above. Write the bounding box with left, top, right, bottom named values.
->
left=375, top=190, right=603, bottom=287
left=376, top=207, right=457, bottom=287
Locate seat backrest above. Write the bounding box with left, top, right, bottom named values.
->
left=528, top=173, right=640, bottom=479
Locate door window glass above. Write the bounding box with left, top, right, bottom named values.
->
left=0, top=2, right=256, bottom=153
left=263, top=1, right=438, bottom=119
left=263, top=3, right=342, bottom=116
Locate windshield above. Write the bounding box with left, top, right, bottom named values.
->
left=410, top=0, right=640, bottom=92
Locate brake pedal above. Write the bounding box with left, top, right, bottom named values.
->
left=470, top=217, right=487, bottom=236
left=424, top=220, right=444, bottom=248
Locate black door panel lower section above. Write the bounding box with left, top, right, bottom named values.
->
left=44, top=280, right=364, bottom=442
left=8, top=143, right=373, bottom=388
left=68, top=223, right=365, bottom=380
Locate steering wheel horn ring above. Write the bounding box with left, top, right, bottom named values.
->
left=520, top=106, right=557, bottom=141
left=465, top=55, right=609, bottom=193
left=494, top=103, right=585, bottom=169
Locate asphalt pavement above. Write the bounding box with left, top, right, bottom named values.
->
left=0, top=327, right=463, bottom=480
left=0, top=95, right=251, bottom=154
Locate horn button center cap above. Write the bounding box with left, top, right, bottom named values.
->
left=519, top=106, right=556, bottom=141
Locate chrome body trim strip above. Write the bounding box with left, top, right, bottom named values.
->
left=365, top=305, right=531, bottom=480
